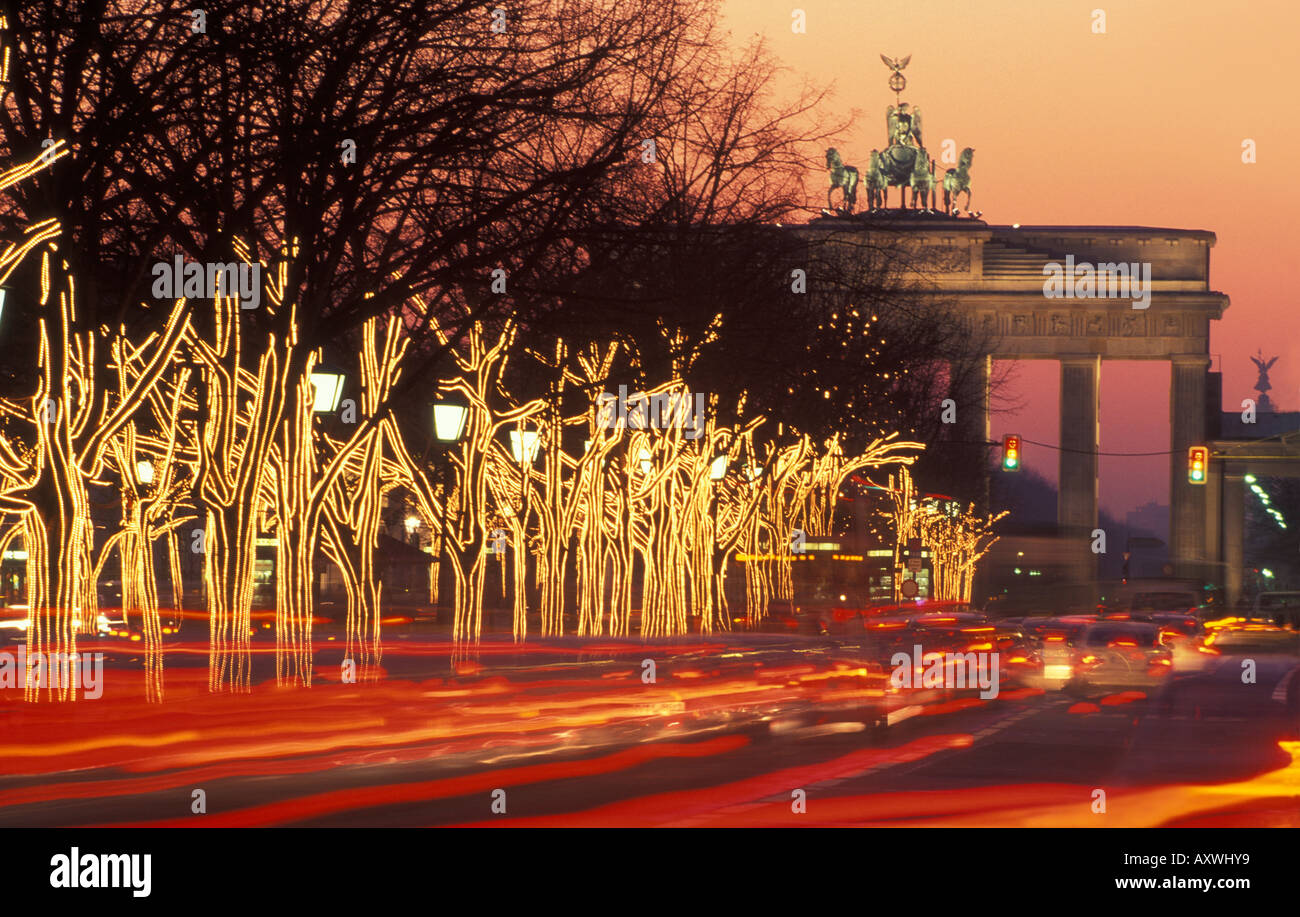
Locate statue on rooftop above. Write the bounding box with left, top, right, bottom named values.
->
left=825, top=147, right=859, bottom=214
left=1251, top=351, right=1278, bottom=412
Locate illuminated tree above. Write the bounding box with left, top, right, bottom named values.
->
left=319, top=316, right=411, bottom=680
left=0, top=129, right=190, bottom=704
left=389, top=310, right=546, bottom=642
left=879, top=466, right=1006, bottom=603
left=97, top=342, right=197, bottom=701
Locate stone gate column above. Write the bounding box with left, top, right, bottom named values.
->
left=1058, top=355, right=1101, bottom=536
left=1170, top=355, right=1211, bottom=575
left=966, top=353, right=992, bottom=515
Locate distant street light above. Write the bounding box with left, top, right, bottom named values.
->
left=509, top=429, right=541, bottom=465
left=136, top=459, right=154, bottom=484
left=709, top=454, right=728, bottom=481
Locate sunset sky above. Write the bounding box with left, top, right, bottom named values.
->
left=723, top=0, right=1299, bottom=518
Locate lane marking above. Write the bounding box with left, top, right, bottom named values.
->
left=1271, top=665, right=1298, bottom=704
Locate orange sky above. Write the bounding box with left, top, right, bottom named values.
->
left=723, top=0, right=1300, bottom=517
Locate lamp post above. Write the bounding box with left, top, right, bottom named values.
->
left=502, top=423, right=542, bottom=635
left=430, top=395, right=470, bottom=612
left=178, top=352, right=209, bottom=606
left=708, top=453, right=729, bottom=626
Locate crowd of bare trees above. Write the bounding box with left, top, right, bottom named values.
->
left=0, top=1, right=999, bottom=698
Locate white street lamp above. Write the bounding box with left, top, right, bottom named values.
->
left=309, top=365, right=346, bottom=413
left=136, top=459, right=155, bottom=484
left=709, top=454, right=728, bottom=481
left=509, top=430, right=541, bottom=465
left=432, top=398, right=470, bottom=444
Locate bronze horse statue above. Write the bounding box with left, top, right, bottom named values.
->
left=864, top=150, right=888, bottom=210
left=908, top=152, right=936, bottom=210
left=825, top=148, right=859, bottom=213
left=943, top=147, right=975, bottom=214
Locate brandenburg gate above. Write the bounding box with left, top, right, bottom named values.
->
left=805, top=216, right=1230, bottom=571
left=806, top=55, right=1230, bottom=575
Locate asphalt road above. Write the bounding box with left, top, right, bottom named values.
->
left=1, top=635, right=1296, bottom=827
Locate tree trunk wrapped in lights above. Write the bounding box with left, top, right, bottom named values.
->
left=881, top=467, right=1006, bottom=603
left=881, top=467, right=923, bottom=604
left=483, top=460, right=532, bottom=640
left=98, top=358, right=196, bottom=703
left=319, top=316, right=411, bottom=679
left=319, top=319, right=405, bottom=671
left=0, top=144, right=190, bottom=700
left=189, top=239, right=297, bottom=693
left=389, top=313, right=546, bottom=642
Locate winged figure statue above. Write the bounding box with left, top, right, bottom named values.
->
left=886, top=103, right=922, bottom=149
left=1251, top=352, right=1278, bottom=394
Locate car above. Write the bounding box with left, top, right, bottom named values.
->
left=1066, top=621, right=1173, bottom=692
left=1201, top=622, right=1300, bottom=657
left=1148, top=611, right=1204, bottom=637
left=1252, top=591, right=1300, bottom=630
left=858, top=612, right=993, bottom=667
left=1145, top=612, right=1207, bottom=668
left=1127, top=590, right=1204, bottom=616
left=1010, top=616, right=1095, bottom=689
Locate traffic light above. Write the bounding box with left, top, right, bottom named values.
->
left=1187, top=445, right=1208, bottom=484
left=1001, top=434, right=1021, bottom=472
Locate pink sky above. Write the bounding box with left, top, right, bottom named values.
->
left=723, top=0, right=1300, bottom=517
